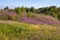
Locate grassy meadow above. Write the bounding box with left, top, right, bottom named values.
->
left=0, top=21, right=60, bottom=40
left=0, top=6, right=60, bottom=40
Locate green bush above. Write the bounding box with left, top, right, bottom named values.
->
left=21, top=6, right=26, bottom=12
left=27, top=12, right=35, bottom=18
left=58, top=15, right=60, bottom=20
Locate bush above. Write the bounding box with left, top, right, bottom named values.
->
left=4, top=6, right=9, bottom=10
left=15, top=7, right=22, bottom=17
left=27, top=12, right=35, bottom=18
left=21, top=6, right=26, bottom=12
left=58, top=15, right=60, bottom=20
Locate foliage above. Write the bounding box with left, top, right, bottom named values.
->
left=26, top=8, right=30, bottom=12
left=3, top=6, right=60, bottom=20
left=21, top=6, right=26, bottom=12
left=36, top=6, right=60, bottom=20
left=15, top=7, right=22, bottom=16
left=27, top=12, right=35, bottom=18
left=0, top=21, right=60, bottom=40
left=30, top=7, right=35, bottom=12
left=4, top=6, right=9, bottom=10
left=0, top=8, right=60, bottom=25
left=0, top=6, right=60, bottom=40
left=58, top=14, right=60, bottom=20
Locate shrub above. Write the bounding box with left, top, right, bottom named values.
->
left=27, top=12, right=35, bottom=18
left=15, top=7, right=22, bottom=17
left=4, top=6, right=9, bottom=10
left=21, top=6, right=26, bottom=12
left=58, top=15, right=60, bottom=20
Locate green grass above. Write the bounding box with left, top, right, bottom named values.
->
left=0, top=21, right=60, bottom=40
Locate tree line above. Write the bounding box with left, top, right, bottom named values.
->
left=3, top=6, right=60, bottom=20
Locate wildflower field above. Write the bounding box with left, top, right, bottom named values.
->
left=0, top=5, right=60, bottom=40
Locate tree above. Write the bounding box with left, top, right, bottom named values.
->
left=21, top=6, right=25, bottom=12
left=57, top=14, right=60, bottom=20
left=48, top=6, right=58, bottom=18
left=30, top=7, right=35, bottom=12
left=48, top=6, right=57, bottom=12
left=15, top=7, right=22, bottom=16
left=57, top=7, right=60, bottom=20
left=4, top=6, right=9, bottom=10
left=38, top=8, right=44, bottom=13
left=26, top=8, right=30, bottom=12
left=15, top=7, right=21, bottom=14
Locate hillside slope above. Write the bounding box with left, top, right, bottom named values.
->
left=0, top=10, right=60, bottom=25
left=20, top=13, right=60, bottom=25
left=0, top=21, right=60, bottom=40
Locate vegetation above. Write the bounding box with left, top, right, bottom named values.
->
left=15, top=7, right=21, bottom=14
left=0, top=6, right=60, bottom=25
left=4, top=6, right=9, bottom=10
left=0, top=21, right=60, bottom=40
left=3, top=6, right=60, bottom=20
left=0, top=6, right=60, bottom=40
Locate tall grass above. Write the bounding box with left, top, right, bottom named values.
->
left=0, top=21, right=60, bottom=40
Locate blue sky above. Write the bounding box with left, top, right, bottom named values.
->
left=0, top=0, right=60, bottom=9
